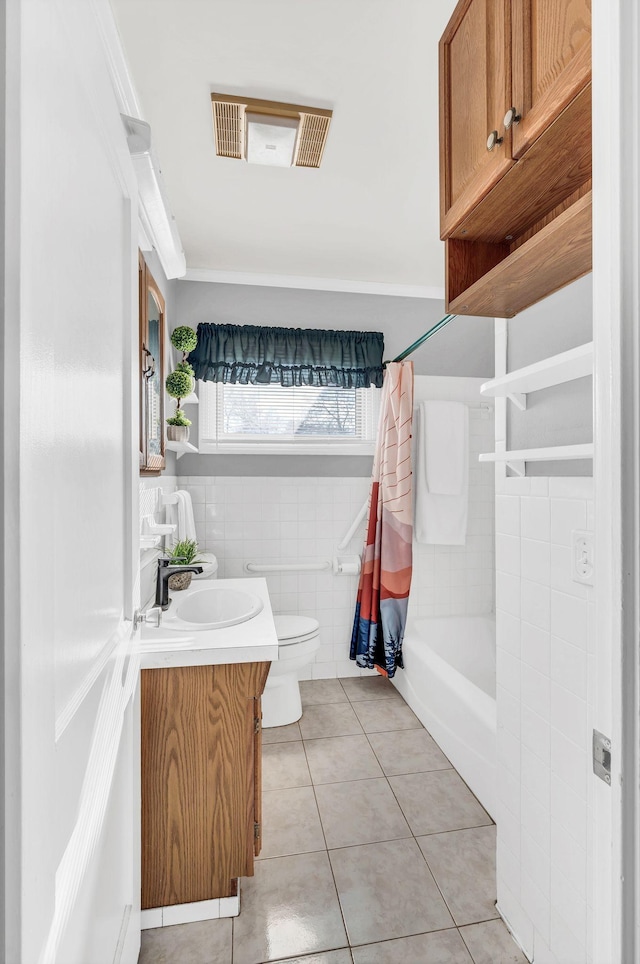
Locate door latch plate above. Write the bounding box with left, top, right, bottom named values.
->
left=593, top=729, right=612, bottom=785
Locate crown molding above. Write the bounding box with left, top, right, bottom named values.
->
left=93, top=0, right=143, bottom=117
left=182, top=268, right=445, bottom=300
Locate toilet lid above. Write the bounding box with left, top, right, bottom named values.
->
left=274, top=614, right=320, bottom=644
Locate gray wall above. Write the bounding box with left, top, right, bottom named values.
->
left=507, top=274, right=593, bottom=476
left=174, top=280, right=495, bottom=476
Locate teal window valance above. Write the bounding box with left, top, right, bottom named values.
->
left=188, top=324, right=384, bottom=389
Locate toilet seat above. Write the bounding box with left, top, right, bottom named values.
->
left=274, top=614, right=320, bottom=645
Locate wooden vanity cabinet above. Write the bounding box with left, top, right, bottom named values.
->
left=141, top=660, right=270, bottom=910
left=440, top=0, right=592, bottom=316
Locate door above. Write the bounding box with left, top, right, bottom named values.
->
left=439, top=0, right=514, bottom=237
left=4, top=1, right=142, bottom=961
left=511, top=0, right=591, bottom=157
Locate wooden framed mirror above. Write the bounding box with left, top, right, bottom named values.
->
left=139, top=253, right=166, bottom=475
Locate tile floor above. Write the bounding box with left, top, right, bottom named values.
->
left=139, top=677, right=528, bottom=964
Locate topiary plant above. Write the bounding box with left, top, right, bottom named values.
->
left=170, top=326, right=198, bottom=354
left=165, top=368, right=193, bottom=401
left=167, top=409, right=191, bottom=427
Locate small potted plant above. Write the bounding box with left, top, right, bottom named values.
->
left=166, top=326, right=198, bottom=443
left=165, top=364, right=195, bottom=441
left=166, top=407, right=192, bottom=443
left=165, top=538, right=203, bottom=591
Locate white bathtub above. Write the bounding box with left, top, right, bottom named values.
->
left=392, top=615, right=497, bottom=819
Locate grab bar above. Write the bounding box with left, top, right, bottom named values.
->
left=245, top=561, right=332, bottom=574
left=337, top=498, right=369, bottom=551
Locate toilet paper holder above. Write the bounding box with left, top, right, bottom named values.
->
left=332, top=554, right=361, bottom=576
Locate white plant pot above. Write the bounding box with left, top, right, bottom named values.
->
left=167, top=424, right=189, bottom=443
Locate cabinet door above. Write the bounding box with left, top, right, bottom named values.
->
left=440, top=0, right=514, bottom=238
left=511, top=0, right=591, bottom=158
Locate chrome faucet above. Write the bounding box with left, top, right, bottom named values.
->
left=155, top=557, right=203, bottom=610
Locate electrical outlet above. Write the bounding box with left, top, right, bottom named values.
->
left=572, top=529, right=594, bottom=585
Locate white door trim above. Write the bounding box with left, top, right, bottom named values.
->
left=592, top=0, right=639, bottom=960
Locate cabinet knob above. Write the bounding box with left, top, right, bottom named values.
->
left=503, top=107, right=521, bottom=130
left=486, top=130, right=503, bottom=152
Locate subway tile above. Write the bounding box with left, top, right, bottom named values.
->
left=521, top=703, right=551, bottom=762
left=521, top=790, right=550, bottom=854
left=550, top=868, right=587, bottom=955
left=550, top=730, right=588, bottom=798
left=521, top=497, right=551, bottom=542
left=521, top=579, right=551, bottom=631
left=496, top=610, right=521, bottom=658
left=497, top=651, right=521, bottom=700
left=522, top=745, right=550, bottom=809
left=550, top=499, right=587, bottom=547
left=521, top=827, right=550, bottom=896
left=496, top=496, right=520, bottom=536
left=496, top=573, right=521, bottom=618
left=550, top=682, right=587, bottom=748
left=550, top=591, right=589, bottom=650
left=551, top=635, right=589, bottom=701
left=521, top=664, right=550, bottom=718
left=521, top=538, right=551, bottom=586
left=496, top=534, right=521, bottom=576
left=521, top=621, right=551, bottom=677
left=521, top=870, right=551, bottom=947
left=548, top=478, right=594, bottom=501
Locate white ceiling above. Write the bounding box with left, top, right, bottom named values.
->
left=111, top=0, right=456, bottom=291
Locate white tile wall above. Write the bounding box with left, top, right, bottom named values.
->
left=495, top=477, right=594, bottom=964
left=176, top=475, right=371, bottom=679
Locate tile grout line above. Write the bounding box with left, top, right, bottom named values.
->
left=299, top=686, right=353, bottom=954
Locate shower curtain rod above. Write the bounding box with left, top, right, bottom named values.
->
left=388, top=313, right=457, bottom=364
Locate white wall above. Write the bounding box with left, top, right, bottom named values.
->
left=495, top=476, right=595, bottom=964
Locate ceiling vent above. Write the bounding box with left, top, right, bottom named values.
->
left=210, top=93, right=332, bottom=169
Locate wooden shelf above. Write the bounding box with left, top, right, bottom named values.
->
left=446, top=190, right=592, bottom=318
left=480, top=343, right=593, bottom=410
left=165, top=440, right=198, bottom=458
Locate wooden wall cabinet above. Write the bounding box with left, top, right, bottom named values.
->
left=440, top=0, right=592, bottom=317
left=141, top=661, right=270, bottom=910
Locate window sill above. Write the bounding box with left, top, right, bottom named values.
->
left=198, top=441, right=375, bottom=456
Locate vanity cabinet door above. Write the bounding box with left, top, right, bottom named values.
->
left=439, top=0, right=514, bottom=237
left=511, top=0, right=591, bottom=158
left=141, top=661, right=270, bottom=910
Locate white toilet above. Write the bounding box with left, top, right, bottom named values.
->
left=261, top=614, right=321, bottom=728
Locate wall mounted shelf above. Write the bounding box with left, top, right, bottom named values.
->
left=165, top=440, right=198, bottom=458
left=446, top=190, right=592, bottom=318
left=479, top=443, right=594, bottom=477
left=480, top=342, right=593, bottom=410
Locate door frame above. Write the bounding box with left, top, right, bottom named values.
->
left=592, top=0, right=639, bottom=961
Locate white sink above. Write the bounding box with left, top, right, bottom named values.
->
left=165, top=586, right=264, bottom=632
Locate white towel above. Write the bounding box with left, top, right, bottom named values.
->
left=415, top=400, right=469, bottom=545
left=167, top=490, right=197, bottom=543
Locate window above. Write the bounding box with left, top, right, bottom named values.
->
left=198, top=380, right=380, bottom=454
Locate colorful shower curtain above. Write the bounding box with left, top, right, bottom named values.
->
left=350, top=361, right=414, bottom=678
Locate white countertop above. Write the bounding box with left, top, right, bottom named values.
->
left=138, top=577, right=279, bottom=669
